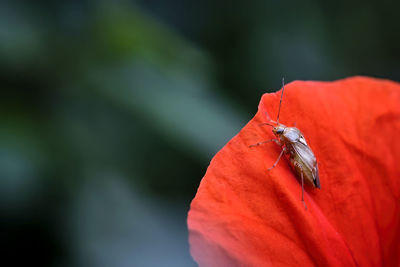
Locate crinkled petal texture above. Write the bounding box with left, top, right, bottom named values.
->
left=188, top=77, right=400, bottom=267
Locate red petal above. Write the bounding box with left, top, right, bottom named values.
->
left=188, top=77, right=400, bottom=267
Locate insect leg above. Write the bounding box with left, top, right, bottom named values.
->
left=267, top=147, right=285, bottom=171
left=249, top=139, right=280, bottom=148
left=295, top=162, right=307, bottom=210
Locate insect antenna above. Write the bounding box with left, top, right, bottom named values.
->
left=259, top=122, right=275, bottom=127
left=264, top=111, right=277, bottom=124
left=276, top=77, right=285, bottom=124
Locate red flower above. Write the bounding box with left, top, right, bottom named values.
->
left=188, top=77, right=400, bottom=267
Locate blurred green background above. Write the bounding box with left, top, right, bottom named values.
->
left=1, top=0, right=398, bottom=266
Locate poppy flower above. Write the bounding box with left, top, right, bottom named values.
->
left=188, top=76, right=400, bottom=267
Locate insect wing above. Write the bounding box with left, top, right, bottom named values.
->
left=313, top=164, right=321, bottom=188
left=292, top=140, right=315, bottom=169
left=292, top=139, right=320, bottom=188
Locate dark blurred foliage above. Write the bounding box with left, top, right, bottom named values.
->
left=0, top=0, right=398, bottom=266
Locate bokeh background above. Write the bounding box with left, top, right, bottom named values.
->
left=1, top=0, right=399, bottom=266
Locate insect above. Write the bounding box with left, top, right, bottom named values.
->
left=250, top=78, right=320, bottom=209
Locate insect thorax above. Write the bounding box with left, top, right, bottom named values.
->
left=281, top=127, right=301, bottom=143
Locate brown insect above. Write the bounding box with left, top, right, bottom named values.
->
left=250, top=78, right=320, bottom=209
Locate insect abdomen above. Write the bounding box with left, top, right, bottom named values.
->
left=289, top=154, right=316, bottom=187
left=281, top=129, right=319, bottom=188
